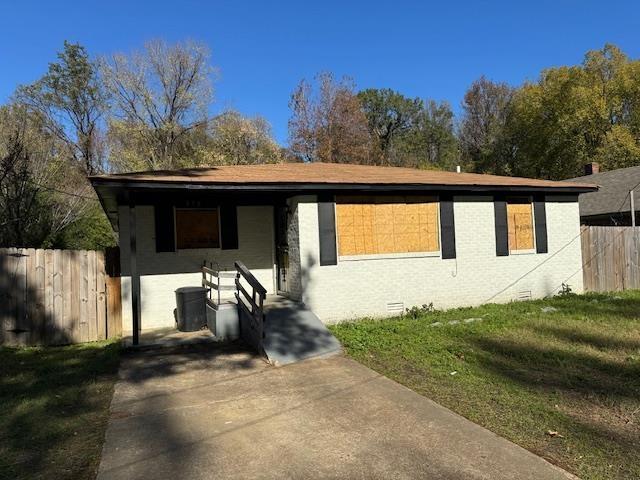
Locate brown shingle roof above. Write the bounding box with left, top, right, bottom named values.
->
left=90, top=162, right=596, bottom=191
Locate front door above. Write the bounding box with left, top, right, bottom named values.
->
left=275, top=205, right=289, bottom=293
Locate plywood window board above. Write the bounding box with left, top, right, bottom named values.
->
left=175, top=208, right=220, bottom=249
left=507, top=198, right=534, bottom=251
left=336, top=196, right=439, bottom=256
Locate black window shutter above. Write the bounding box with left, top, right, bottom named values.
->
left=533, top=196, right=548, bottom=254
left=154, top=203, right=175, bottom=252
left=317, top=197, right=337, bottom=266
left=494, top=197, right=509, bottom=256
left=220, top=205, right=239, bottom=250
left=439, top=196, right=456, bottom=259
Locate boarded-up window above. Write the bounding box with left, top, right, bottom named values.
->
left=175, top=208, right=220, bottom=249
left=507, top=198, right=534, bottom=251
left=336, top=196, right=439, bottom=256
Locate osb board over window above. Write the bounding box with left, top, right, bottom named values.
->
left=507, top=198, right=534, bottom=251
left=175, top=208, right=220, bottom=249
left=336, top=196, right=439, bottom=256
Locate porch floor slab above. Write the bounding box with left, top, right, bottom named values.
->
left=122, top=327, right=217, bottom=349
left=98, top=345, right=575, bottom=480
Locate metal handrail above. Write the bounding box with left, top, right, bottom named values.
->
left=234, top=261, right=267, bottom=296
left=202, top=263, right=238, bottom=306
left=234, top=261, right=266, bottom=341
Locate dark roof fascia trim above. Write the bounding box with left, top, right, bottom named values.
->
left=90, top=179, right=596, bottom=194
left=94, top=188, right=114, bottom=221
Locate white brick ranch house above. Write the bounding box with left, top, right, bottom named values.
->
left=90, top=163, right=596, bottom=347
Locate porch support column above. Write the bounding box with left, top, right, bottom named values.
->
left=129, top=203, right=141, bottom=345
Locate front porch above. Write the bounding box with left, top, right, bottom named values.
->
left=123, top=281, right=341, bottom=365
left=116, top=201, right=286, bottom=332
left=98, top=183, right=338, bottom=363
left=120, top=291, right=293, bottom=350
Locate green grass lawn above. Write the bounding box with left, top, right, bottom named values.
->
left=0, top=340, right=120, bottom=480
left=329, top=291, right=640, bottom=480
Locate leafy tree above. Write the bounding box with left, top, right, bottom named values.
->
left=17, top=41, right=107, bottom=175
left=200, top=110, right=282, bottom=165
left=506, top=44, right=640, bottom=178
left=507, top=66, right=590, bottom=178
left=101, top=39, right=214, bottom=171
left=406, top=100, right=459, bottom=170
left=288, top=72, right=373, bottom=164
left=357, top=88, right=423, bottom=165
left=460, top=76, right=514, bottom=175
left=12, top=42, right=115, bottom=249
left=593, top=125, right=640, bottom=170
left=52, top=204, right=116, bottom=250
left=0, top=103, right=90, bottom=247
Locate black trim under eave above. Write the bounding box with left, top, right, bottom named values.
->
left=90, top=179, right=596, bottom=195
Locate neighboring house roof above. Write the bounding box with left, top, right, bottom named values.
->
left=565, top=165, right=640, bottom=218
left=91, top=162, right=596, bottom=192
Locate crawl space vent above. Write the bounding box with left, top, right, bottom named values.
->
left=515, top=290, right=532, bottom=301
left=386, top=301, right=405, bottom=314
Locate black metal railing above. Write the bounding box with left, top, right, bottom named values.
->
left=234, top=261, right=267, bottom=352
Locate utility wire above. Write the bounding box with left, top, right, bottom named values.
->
left=484, top=180, right=638, bottom=303
left=483, top=225, right=587, bottom=304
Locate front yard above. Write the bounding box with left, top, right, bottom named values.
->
left=0, top=340, right=120, bottom=480
left=330, top=291, right=640, bottom=480
left=1, top=292, right=639, bottom=480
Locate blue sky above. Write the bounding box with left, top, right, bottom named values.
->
left=1, top=1, right=639, bottom=144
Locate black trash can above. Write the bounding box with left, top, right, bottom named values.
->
left=175, top=287, right=208, bottom=332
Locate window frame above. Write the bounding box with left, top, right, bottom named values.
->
left=335, top=195, right=442, bottom=261
left=506, top=196, right=537, bottom=254
left=174, top=207, right=222, bottom=252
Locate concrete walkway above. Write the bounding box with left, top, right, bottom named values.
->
left=98, top=344, right=576, bottom=480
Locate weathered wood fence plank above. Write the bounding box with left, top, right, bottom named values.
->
left=45, top=249, right=55, bottom=343
left=0, top=248, right=122, bottom=346
left=62, top=250, right=73, bottom=342
left=582, top=226, right=640, bottom=292
left=105, top=246, right=122, bottom=339
left=96, top=253, right=107, bottom=341
left=79, top=250, right=88, bottom=343
left=106, top=277, right=122, bottom=339
left=53, top=250, right=65, bottom=344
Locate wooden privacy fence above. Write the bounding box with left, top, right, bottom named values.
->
left=0, top=247, right=122, bottom=346
left=581, top=226, right=640, bottom=292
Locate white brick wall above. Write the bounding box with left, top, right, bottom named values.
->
left=117, top=195, right=585, bottom=329
left=119, top=205, right=275, bottom=330
left=294, top=195, right=584, bottom=323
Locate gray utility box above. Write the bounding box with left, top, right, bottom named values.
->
left=175, top=287, right=208, bottom=331
left=206, top=301, right=240, bottom=340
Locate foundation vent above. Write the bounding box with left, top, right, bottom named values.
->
left=386, top=301, right=405, bottom=314
left=515, top=290, right=533, bottom=301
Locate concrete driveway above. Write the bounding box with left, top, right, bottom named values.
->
left=98, top=344, right=575, bottom=480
